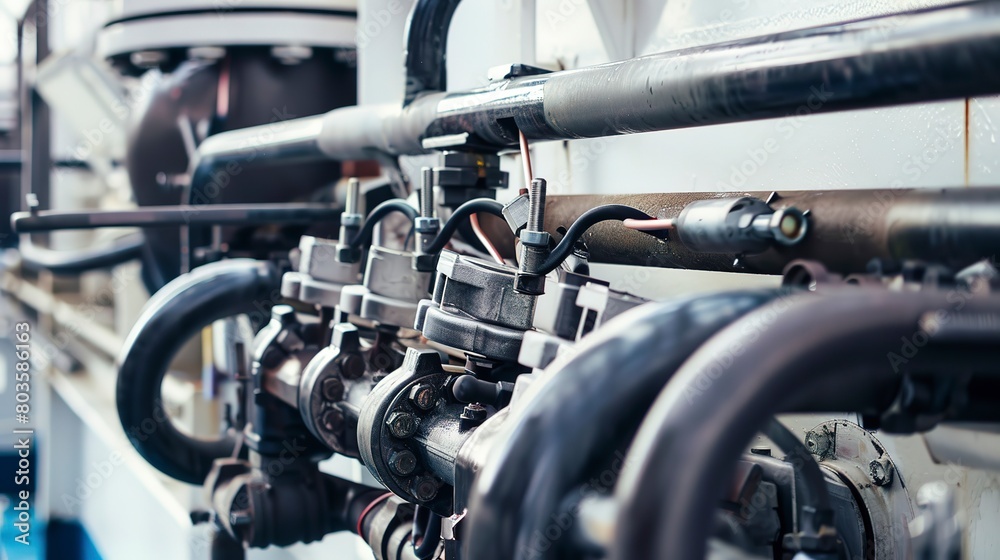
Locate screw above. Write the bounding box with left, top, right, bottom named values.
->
left=420, top=167, right=435, bottom=218
left=346, top=177, right=361, bottom=215
left=339, top=354, right=366, bottom=380
left=322, top=378, right=345, bottom=402
left=386, top=411, right=419, bottom=439
left=388, top=449, right=417, bottom=477
left=411, top=476, right=439, bottom=502
left=409, top=384, right=437, bottom=411
left=527, top=178, right=547, bottom=232
left=229, top=510, right=252, bottom=527
left=804, top=428, right=834, bottom=459
left=322, top=409, right=345, bottom=433
left=869, top=457, right=894, bottom=487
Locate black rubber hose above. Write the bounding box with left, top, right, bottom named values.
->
left=538, top=205, right=653, bottom=274
left=347, top=199, right=418, bottom=249
left=612, top=288, right=1000, bottom=560
left=414, top=513, right=442, bottom=559
left=117, top=259, right=281, bottom=484
left=424, top=198, right=504, bottom=255
left=17, top=233, right=145, bottom=274
left=463, top=290, right=786, bottom=560
left=403, top=0, right=463, bottom=104
left=762, top=418, right=832, bottom=535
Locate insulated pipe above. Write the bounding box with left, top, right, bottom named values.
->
left=463, top=290, right=785, bottom=560
left=117, top=259, right=281, bottom=484
left=403, top=0, right=463, bottom=105
left=185, top=1, right=1000, bottom=190
left=542, top=187, right=1000, bottom=276
left=17, top=233, right=145, bottom=274
left=611, top=289, right=1000, bottom=560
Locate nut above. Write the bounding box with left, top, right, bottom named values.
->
left=322, top=409, right=345, bottom=433
left=869, top=457, right=894, bottom=487
left=409, top=384, right=438, bottom=411
left=386, top=411, right=419, bottom=439
left=411, top=476, right=439, bottom=502
left=321, top=378, right=345, bottom=402
left=388, top=449, right=417, bottom=477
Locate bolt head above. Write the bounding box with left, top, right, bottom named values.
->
left=519, top=230, right=551, bottom=248
left=339, top=354, right=366, bottom=380
left=869, top=458, right=893, bottom=487
left=321, top=378, right=345, bottom=402
left=388, top=449, right=418, bottom=477
left=322, top=409, right=345, bottom=433
left=409, top=384, right=438, bottom=411
left=386, top=411, right=419, bottom=439
left=411, top=476, right=439, bottom=502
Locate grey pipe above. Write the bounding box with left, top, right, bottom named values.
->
left=185, top=0, right=1000, bottom=203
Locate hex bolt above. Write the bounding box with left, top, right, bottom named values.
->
left=322, top=409, right=345, bottom=433
left=869, top=457, right=894, bottom=487
left=804, top=428, right=834, bottom=459
left=322, top=378, right=345, bottom=402
left=386, top=411, right=419, bottom=439
left=229, top=510, right=252, bottom=527
left=409, top=384, right=438, bottom=411
left=411, top=476, right=439, bottom=502
left=346, top=177, right=361, bottom=215
left=388, top=449, right=418, bottom=477
left=527, top=178, right=547, bottom=232
left=420, top=167, right=435, bottom=218
left=339, top=354, right=366, bottom=380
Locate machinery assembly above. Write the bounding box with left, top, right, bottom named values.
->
left=2, top=1, right=1000, bottom=559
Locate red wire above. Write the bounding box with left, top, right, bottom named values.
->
left=356, top=492, right=395, bottom=537
left=471, top=213, right=505, bottom=264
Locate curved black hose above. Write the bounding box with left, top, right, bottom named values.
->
left=463, top=290, right=785, bottom=560
left=414, top=512, right=442, bottom=559
left=348, top=199, right=418, bottom=249
left=17, top=233, right=145, bottom=274
left=117, top=259, right=281, bottom=484
left=612, top=288, right=1000, bottom=560
left=762, top=418, right=832, bottom=535
left=403, top=0, right=463, bottom=104
left=538, top=205, right=652, bottom=274
left=424, top=198, right=504, bottom=255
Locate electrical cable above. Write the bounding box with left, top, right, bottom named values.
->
left=518, top=129, right=533, bottom=192
left=470, top=213, right=505, bottom=264
left=413, top=512, right=442, bottom=559
left=347, top=199, right=418, bottom=249
left=423, top=198, right=505, bottom=255
left=623, top=217, right=674, bottom=231
left=537, top=204, right=653, bottom=275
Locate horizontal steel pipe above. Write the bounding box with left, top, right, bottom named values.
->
left=542, top=187, right=1000, bottom=276
left=186, top=1, right=1000, bottom=190
left=11, top=203, right=341, bottom=232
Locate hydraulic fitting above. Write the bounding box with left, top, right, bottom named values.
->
left=335, top=177, right=364, bottom=263
left=676, top=196, right=809, bottom=254
left=514, top=178, right=551, bottom=295
left=414, top=167, right=442, bottom=272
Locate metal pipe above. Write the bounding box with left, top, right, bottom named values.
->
left=117, top=259, right=281, bottom=484
left=611, top=289, right=1000, bottom=560
left=186, top=1, right=1000, bottom=191
left=542, top=187, right=1000, bottom=276
left=11, top=203, right=342, bottom=232
left=17, top=232, right=145, bottom=274
left=403, top=0, right=463, bottom=105
left=462, top=291, right=783, bottom=560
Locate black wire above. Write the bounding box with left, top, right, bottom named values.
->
left=413, top=511, right=442, bottom=559
left=423, top=198, right=505, bottom=255
left=537, top=204, right=653, bottom=274
left=347, top=199, right=419, bottom=249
